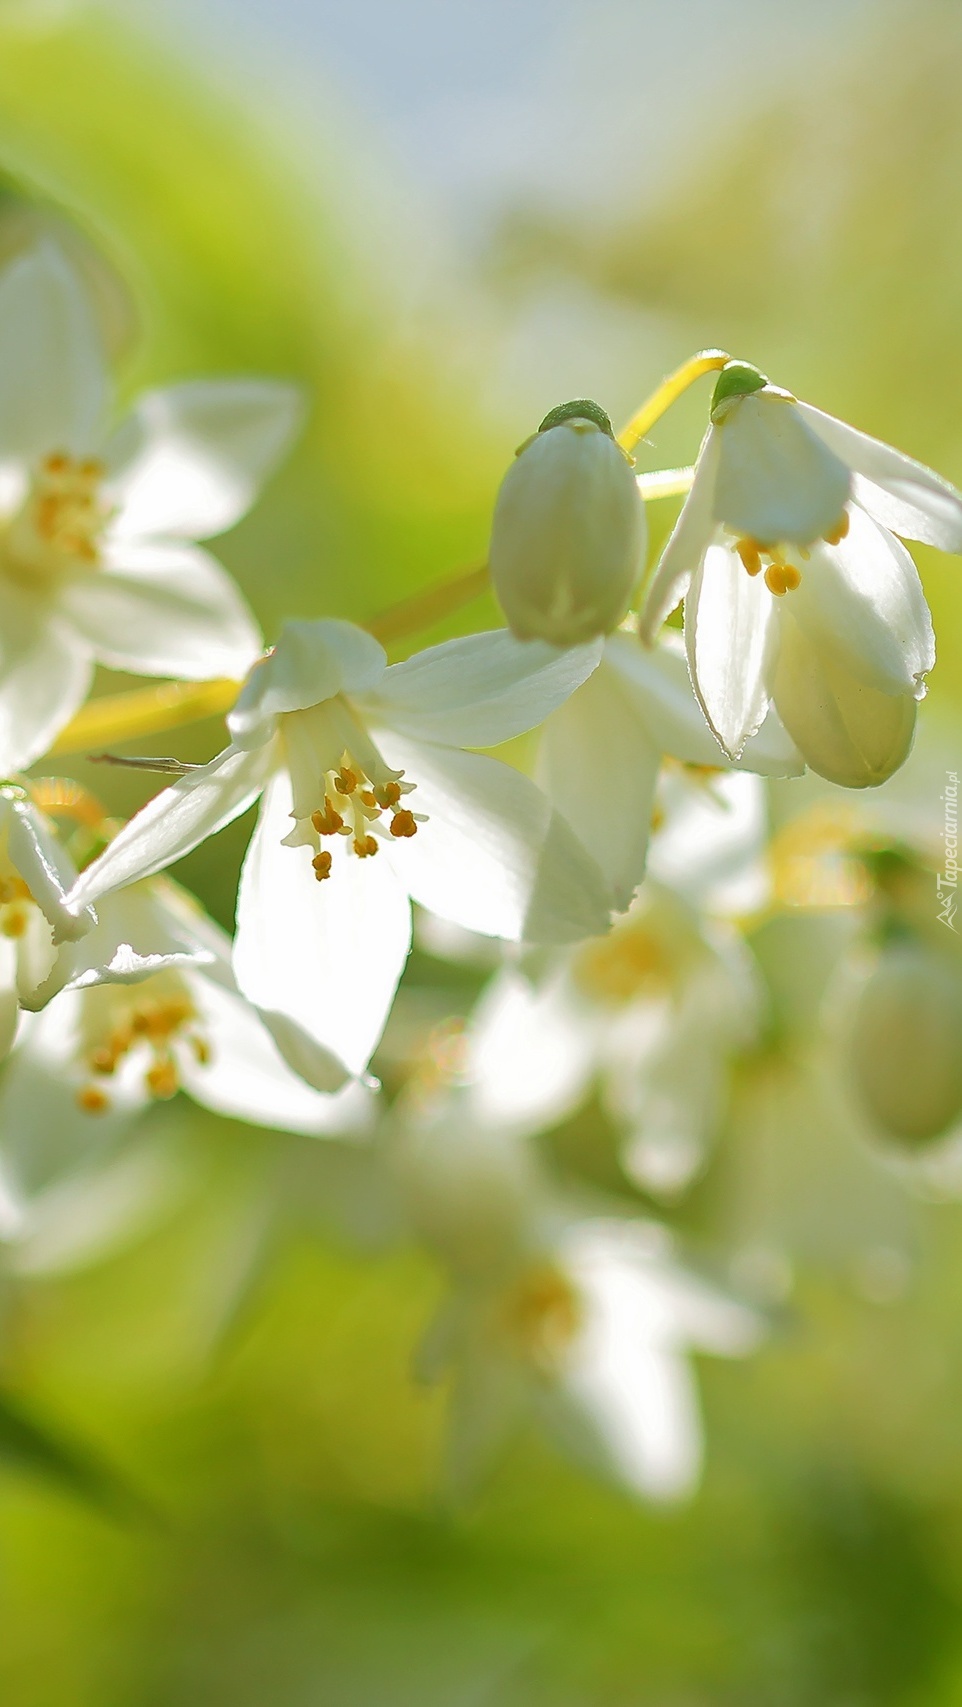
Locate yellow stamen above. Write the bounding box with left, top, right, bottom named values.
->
left=736, top=538, right=763, bottom=577
left=312, top=850, right=333, bottom=881
left=823, top=511, right=851, bottom=546
left=145, top=1058, right=178, bottom=1100
left=500, top=1263, right=582, bottom=1368
left=1, top=907, right=29, bottom=938
left=353, top=835, right=378, bottom=858
left=334, top=768, right=358, bottom=795
left=389, top=809, right=417, bottom=839
left=77, top=1085, right=111, bottom=1115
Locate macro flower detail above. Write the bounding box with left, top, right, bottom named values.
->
left=63, top=619, right=612, bottom=1087
left=0, top=243, right=301, bottom=772
left=639, top=360, right=962, bottom=784
left=488, top=399, right=647, bottom=647
left=0, top=784, right=96, bottom=1061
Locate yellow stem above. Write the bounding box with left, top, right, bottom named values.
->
left=617, top=350, right=729, bottom=454
left=366, top=562, right=489, bottom=644
left=635, top=465, right=695, bottom=502
left=50, top=677, right=239, bottom=756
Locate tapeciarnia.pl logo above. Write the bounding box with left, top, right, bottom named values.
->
left=938, top=770, right=959, bottom=931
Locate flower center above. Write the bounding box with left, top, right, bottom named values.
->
left=733, top=508, right=849, bottom=596
left=499, top=1262, right=582, bottom=1370
left=0, top=873, right=34, bottom=939
left=3, top=451, right=110, bottom=585
left=75, top=976, right=210, bottom=1115
left=281, top=698, right=425, bottom=882
left=572, top=917, right=672, bottom=1005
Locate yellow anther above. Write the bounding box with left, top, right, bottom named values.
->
left=573, top=921, right=671, bottom=1004
left=780, top=564, right=801, bottom=591
left=334, top=768, right=358, bottom=796
left=389, top=809, right=418, bottom=839
left=312, top=850, right=333, bottom=881
left=501, top=1263, right=582, bottom=1367
left=42, top=451, right=70, bottom=474
left=764, top=564, right=788, bottom=595
left=78, top=457, right=105, bottom=480
left=311, top=802, right=344, bottom=836
left=1, top=907, right=29, bottom=938
left=145, top=1058, right=178, bottom=1100
left=376, top=780, right=402, bottom=808
left=823, top=510, right=850, bottom=546
left=736, top=538, right=763, bottom=576
left=89, top=1046, right=119, bottom=1076
left=77, top=1085, right=111, bottom=1115
left=353, top=835, right=379, bottom=858
left=190, top=1036, right=212, bottom=1066
left=359, top=789, right=377, bottom=808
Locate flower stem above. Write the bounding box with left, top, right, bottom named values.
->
left=49, top=677, right=240, bottom=756
left=636, top=465, right=695, bottom=501
left=366, top=561, right=490, bottom=643
left=617, top=350, right=730, bottom=454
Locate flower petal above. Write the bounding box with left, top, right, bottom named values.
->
left=377, top=733, right=612, bottom=943
left=228, top=619, right=386, bottom=751
left=771, top=612, right=918, bottom=788
left=685, top=543, right=777, bottom=759
left=713, top=392, right=851, bottom=545
left=466, top=969, right=601, bottom=1135
left=179, top=968, right=371, bottom=1135
left=797, top=401, right=962, bottom=551
left=61, top=540, right=262, bottom=680
left=106, top=379, right=304, bottom=540
left=789, top=505, right=934, bottom=697
left=639, top=427, right=720, bottom=642
left=536, top=659, right=661, bottom=912
left=0, top=244, right=108, bottom=464
left=4, top=793, right=93, bottom=946
left=64, top=743, right=273, bottom=920
left=233, top=769, right=411, bottom=1080
left=0, top=580, right=93, bottom=774
left=365, top=629, right=603, bottom=748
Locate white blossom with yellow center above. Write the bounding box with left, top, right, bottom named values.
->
left=0, top=785, right=95, bottom=1061
left=639, top=361, right=962, bottom=787
left=0, top=243, right=301, bottom=771
left=63, top=618, right=612, bottom=1089
left=0, top=875, right=371, bottom=1237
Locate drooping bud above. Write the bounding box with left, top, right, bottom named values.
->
left=847, top=937, right=962, bottom=1144
left=488, top=402, right=647, bottom=647
left=771, top=614, right=917, bottom=788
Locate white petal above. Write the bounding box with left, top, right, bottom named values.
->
left=713, top=392, right=850, bottom=545
left=106, top=379, right=304, bottom=540
left=25, top=880, right=214, bottom=1009
left=685, top=544, right=776, bottom=759
left=62, top=540, right=262, bottom=680
left=233, top=769, right=411, bottom=1080
left=0, top=936, right=19, bottom=1063
left=797, top=401, right=962, bottom=552
left=466, top=969, right=600, bottom=1135
left=365, top=629, right=603, bottom=748
left=228, top=618, right=386, bottom=751
left=772, top=612, right=918, bottom=788
left=0, top=580, right=93, bottom=773
left=789, top=505, right=934, bottom=697
left=536, top=659, right=661, bottom=912
left=179, top=968, right=371, bottom=1135
left=4, top=794, right=92, bottom=945
left=64, top=743, right=273, bottom=918
left=647, top=770, right=771, bottom=917
left=377, top=733, right=612, bottom=943
left=639, top=426, right=720, bottom=641
left=0, top=244, right=108, bottom=463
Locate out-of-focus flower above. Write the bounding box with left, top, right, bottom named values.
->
left=0, top=244, right=298, bottom=770
left=395, top=1094, right=759, bottom=1500
left=0, top=783, right=94, bottom=1060
left=536, top=629, right=801, bottom=912
left=640, top=361, right=962, bottom=784
left=0, top=874, right=371, bottom=1237
left=845, top=934, right=962, bottom=1146
left=489, top=400, right=647, bottom=646
left=64, top=619, right=612, bottom=1089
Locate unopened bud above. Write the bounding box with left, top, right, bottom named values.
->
left=488, top=403, right=647, bottom=647
left=772, top=614, right=917, bottom=788
left=847, top=938, right=962, bottom=1144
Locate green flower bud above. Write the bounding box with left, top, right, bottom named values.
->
left=848, top=938, right=962, bottom=1144
left=489, top=404, right=647, bottom=647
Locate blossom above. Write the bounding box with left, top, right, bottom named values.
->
left=535, top=627, right=801, bottom=911
left=0, top=873, right=372, bottom=1239
left=401, top=1103, right=759, bottom=1500
left=488, top=400, right=647, bottom=646
left=639, top=361, right=962, bottom=784
left=0, top=243, right=300, bottom=771
left=0, top=783, right=95, bottom=1061
left=63, top=619, right=613, bottom=1088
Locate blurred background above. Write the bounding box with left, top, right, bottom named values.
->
left=1, top=1, right=962, bottom=1701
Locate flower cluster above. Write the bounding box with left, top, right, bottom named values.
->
left=2, top=242, right=961, bottom=1504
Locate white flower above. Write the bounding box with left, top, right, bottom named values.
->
left=63, top=619, right=613, bottom=1088
left=0, top=874, right=372, bottom=1235
left=488, top=401, right=647, bottom=646
left=416, top=1202, right=759, bottom=1502
left=0, top=243, right=301, bottom=771
left=535, top=627, right=801, bottom=912
left=466, top=880, right=759, bottom=1197
left=0, top=783, right=95, bottom=1061
left=639, top=361, right=962, bottom=782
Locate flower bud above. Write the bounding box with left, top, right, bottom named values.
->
left=847, top=938, right=962, bottom=1144
left=772, top=613, right=917, bottom=788
left=488, top=401, right=647, bottom=647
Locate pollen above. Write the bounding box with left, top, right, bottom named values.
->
left=79, top=985, right=210, bottom=1111
left=353, top=834, right=379, bottom=858
left=823, top=510, right=851, bottom=546
left=734, top=534, right=803, bottom=597
left=9, top=450, right=112, bottom=578
left=312, top=850, right=332, bottom=881
left=573, top=917, right=673, bottom=1004
left=389, top=809, right=417, bottom=838
left=77, top=1085, right=111, bottom=1115
left=764, top=563, right=801, bottom=596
